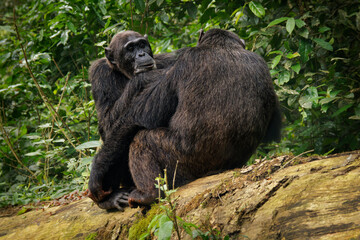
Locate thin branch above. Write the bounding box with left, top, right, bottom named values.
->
left=130, top=0, right=134, bottom=29
left=49, top=73, right=70, bottom=138
left=0, top=111, right=36, bottom=178
left=52, top=57, right=65, bottom=78
left=282, top=149, right=315, bottom=168
left=13, top=8, right=80, bottom=148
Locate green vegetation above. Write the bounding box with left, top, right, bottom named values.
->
left=132, top=172, right=230, bottom=240
left=0, top=0, right=359, bottom=207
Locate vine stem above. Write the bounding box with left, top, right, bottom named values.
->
left=13, top=8, right=80, bottom=149
left=0, top=110, right=36, bottom=178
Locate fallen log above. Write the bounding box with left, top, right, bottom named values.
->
left=0, top=151, right=359, bottom=239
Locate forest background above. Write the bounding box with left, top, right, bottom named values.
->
left=0, top=0, right=359, bottom=207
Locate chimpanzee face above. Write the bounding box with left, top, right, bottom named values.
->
left=122, top=37, right=155, bottom=74
left=105, top=31, right=156, bottom=78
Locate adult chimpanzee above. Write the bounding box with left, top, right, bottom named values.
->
left=89, top=29, right=281, bottom=210
left=89, top=31, right=183, bottom=207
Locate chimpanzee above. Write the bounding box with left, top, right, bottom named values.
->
left=89, top=31, right=184, bottom=207
left=89, top=30, right=180, bottom=142
left=88, top=29, right=281, bottom=210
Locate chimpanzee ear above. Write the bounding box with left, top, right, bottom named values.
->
left=105, top=47, right=116, bottom=65
left=144, top=34, right=148, bottom=40
left=240, top=39, right=246, bottom=48
left=197, top=29, right=204, bottom=46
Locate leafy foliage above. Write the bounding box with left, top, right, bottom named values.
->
left=0, top=0, right=359, bottom=206
left=137, top=172, right=230, bottom=240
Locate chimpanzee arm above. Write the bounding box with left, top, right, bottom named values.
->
left=88, top=74, right=178, bottom=202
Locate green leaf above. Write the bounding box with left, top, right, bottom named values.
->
left=0, top=52, right=11, bottom=64
left=200, top=8, right=215, bottom=24
left=249, top=1, right=265, bottom=18
left=134, top=0, right=145, bottom=11
left=268, top=17, right=288, bottom=27
left=299, top=39, right=312, bottom=63
left=319, top=26, right=330, bottom=33
left=66, top=22, right=76, bottom=33
left=313, top=38, right=333, bottom=51
left=158, top=221, right=173, bottom=240
left=332, top=104, right=353, bottom=117
left=98, top=1, right=107, bottom=15
left=298, top=28, right=309, bottom=38
left=186, top=2, right=197, bottom=19
left=291, top=63, right=301, bottom=74
left=271, top=55, right=282, bottom=69
left=295, top=19, right=306, bottom=28
left=267, top=50, right=283, bottom=55
left=319, top=97, right=336, bottom=105
left=299, top=95, right=313, bottom=109
left=286, top=18, right=295, bottom=34
left=286, top=52, right=300, bottom=59
left=75, top=141, right=101, bottom=150
left=60, top=30, right=70, bottom=45
left=25, top=150, right=43, bottom=156
left=349, top=115, right=360, bottom=120
left=156, top=0, right=164, bottom=6
left=278, top=70, right=291, bottom=85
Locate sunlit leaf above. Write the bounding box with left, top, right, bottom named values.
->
left=271, top=55, right=282, bottom=69
left=157, top=221, right=173, bottom=240
left=286, top=18, right=295, bottom=34
left=60, top=30, right=70, bottom=45
left=278, top=70, right=291, bottom=85
left=286, top=52, right=300, bottom=59
left=299, top=95, right=312, bottom=109
left=249, top=1, right=265, bottom=18
left=268, top=17, right=288, bottom=27
left=25, top=150, right=43, bottom=156
left=291, top=63, right=301, bottom=74
left=75, top=141, right=101, bottom=150
left=295, top=19, right=306, bottom=28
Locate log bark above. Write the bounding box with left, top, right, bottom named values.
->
left=0, top=151, right=359, bottom=239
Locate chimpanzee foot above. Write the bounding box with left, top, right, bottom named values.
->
left=128, top=189, right=157, bottom=208
left=97, top=188, right=132, bottom=211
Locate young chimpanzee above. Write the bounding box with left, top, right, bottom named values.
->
left=89, top=29, right=281, bottom=210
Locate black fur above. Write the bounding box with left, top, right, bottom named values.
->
left=89, top=29, right=281, bottom=208
left=88, top=31, right=182, bottom=203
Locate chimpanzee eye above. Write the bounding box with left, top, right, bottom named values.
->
left=127, top=45, right=134, bottom=51
left=139, top=42, right=145, bottom=48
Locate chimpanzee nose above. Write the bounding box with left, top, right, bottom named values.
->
left=138, top=52, right=145, bottom=57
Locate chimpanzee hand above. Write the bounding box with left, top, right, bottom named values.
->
left=88, top=155, right=112, bottom=202
left=96, top=188, right=131, bottom=211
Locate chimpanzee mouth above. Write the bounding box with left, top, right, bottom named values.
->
left=134, top=62, right=157, bottom=74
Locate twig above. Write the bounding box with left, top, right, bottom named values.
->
left=81, top=65, right=91, bottom=141
left=130, top=0, right=134, bottom=28
left=49, top=73, right=70, bottom=138
left=13, top=8, right=80, bottom=148
left=52, top=57, right=65, bottom=78
left=173, top=160, right=179, bottom=190
left=282, top=149, right=315, bottom=168
left=0, top=111, right=36, bottom=178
